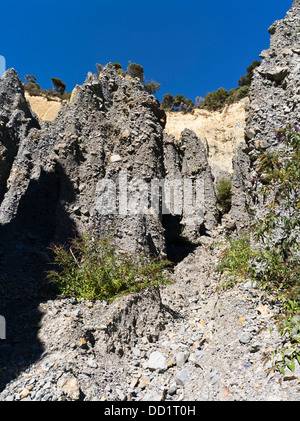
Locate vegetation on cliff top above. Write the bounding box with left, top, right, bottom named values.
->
left=24, top=74, right=71, bottom=101
left=161, top=60, right=261, bottom=113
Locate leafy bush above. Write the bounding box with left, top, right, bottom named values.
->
left=217, top=232, right=259, bottom=286
left=144, top=81, right=161, bottom=95
left=47, top=226, right=171, bottom=301
left=24, top=81, right=42, bottom=96
left=216, top=177, right=232, bottom=214
left=126, top=63, right=145, bottom=82
left=201, top=87, right=229, bottom=111
left=238, top=60, right=261, bottom=87
left=161, top=93, right=194, bottom=112
left=161, top=93, right=175, bottom=111
left=112, top=62, right=122, bottom=70
left=51, top=77, right=66, bottom=95
left=199, top=86, right=250, bottom=111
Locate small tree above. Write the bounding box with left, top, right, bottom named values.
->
left=25, top=75, right=37, bottom=84
left=173, top=94, right=186, bottom=110
left=96, top=63, right=103, bottom=75
left=202, top=88, right=229, bottom=111
left=24, top=75, right=41, bottom=96
left=112, top=62, right=122, bottom=70
left=51, top=78, right=66, bottom=95
left=238, top=60, right=261, bottom=87
left=216, top=177, right=232, bottom=214
left=181, top=98, right=194, bottom=113
left=127, top=63, right=145, bottom=82
left=144, top=81, right=161, bottom=95
left=161, top=93, right=175, bottom=111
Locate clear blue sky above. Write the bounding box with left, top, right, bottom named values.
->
left=0, top=0, right=293, bottom=102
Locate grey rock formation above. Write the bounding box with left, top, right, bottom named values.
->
left=231, top=0, right=300, bottom=229
left=0, top=69, right=39, bottom=203
left=163, top=129, right=218, bottom=243
left=0, top=63, right=219, bottom=263
left=0, top=64, right=167, bottom=258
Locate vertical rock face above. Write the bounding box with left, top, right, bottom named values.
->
left=0, top=64, right=167, bottom=257
left=247, top=0, right=299, bottom=151
left=0, top=69, right=39, bottom=203
left=231, top=0, right=300, bottom=229
left=163, top=129, right=218, bottom=242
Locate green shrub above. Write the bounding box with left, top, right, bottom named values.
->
left=217, top=232, right=258, bottom=284
left=216, top=177, right=232, bottom=214
left=161, top=93, right=194, bottom=112
left=112, top=62, right=122, bottom=70
left=126, top=63, right=145, bottom=83
left=161, top=93, right=175, bottom=111
left=47, top=226, right=171, bottom=301
left=238, top=60, right=261, bottom=87
left=51, top=77, right=66, bottom=95
left=144, top=81, right=161, bottom=95
left=24, top=81, right=42, bottom=96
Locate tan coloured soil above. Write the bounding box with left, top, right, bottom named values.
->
left=25, top=93, right=62, bottom=122
left=165, top=98, right=248, bottom=174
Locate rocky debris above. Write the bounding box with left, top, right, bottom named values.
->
left=1, top=235, right=300, bottom=401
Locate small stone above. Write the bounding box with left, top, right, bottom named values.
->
left=58, top=376, right=81, bottom=400
left=239, top=332, right=251, bottom=344
left=250, top=342, right=261, bottom=353
left=87, top=359, right=98, bottom=368
left=210, top=373, right=219, bottom=385
left=257, top=304, right=269, bottom=315
left=138, top=377, right=149, bottom=389
left=168, top=386, right=177, bottom=396
left=20, top=388, right=31, bottom=399
left=175, top=351, right=190, bottom=368
left=174, top=369, right=189, bottom=386
left=109, top=154, right=122, bottom=163
left=148, top=351, right=168, bottom=372
left=132, top=347, right=142, bottom=357
left=243, top=280, right=258, bottom=289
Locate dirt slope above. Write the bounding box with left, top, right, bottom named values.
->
left=165, top=98, right=248, bottom=175
left=25, top=93, right=62, bottom=122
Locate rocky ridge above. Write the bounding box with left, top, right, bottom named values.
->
left=230, top=0, right=300, bottom=229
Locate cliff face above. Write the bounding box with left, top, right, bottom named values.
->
left=0, top=70, right=39, bottom=203
left=0, top=64, right=218, bottom=265
left=0, top=65, right=168, bottom=258
left=24, top=92, right=62, bottom=122
left=230, top=0, right=300, bottom=229
left=0, top=2, right=298, bottom=265
left=165, top=98, right=248, bottom=180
